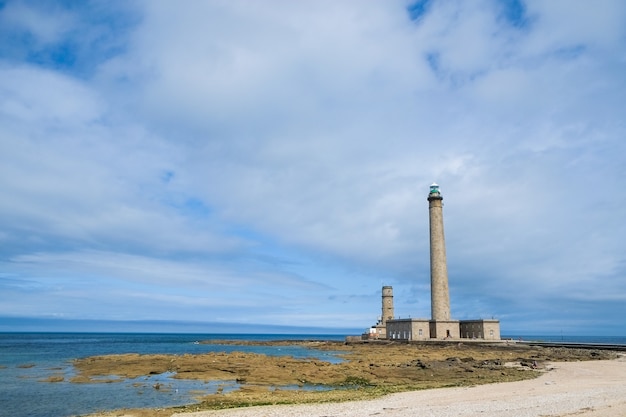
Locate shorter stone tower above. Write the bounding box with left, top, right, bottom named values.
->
left=381, top=286, right=394, bottom=325
left=364, top=286, right=395, bottom=339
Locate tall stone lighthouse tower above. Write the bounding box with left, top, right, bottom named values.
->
left=428, top=183, right=459, bottom=338
left=428, top=183, right=450, bottom=320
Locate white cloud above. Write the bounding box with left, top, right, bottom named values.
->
left=0, top=65, right=101, bottom=124
left=524, top=0, right=626, bottom=51
left=0, top=1, right=75, bottom=45
left=1, top=0, right=625, bottom=334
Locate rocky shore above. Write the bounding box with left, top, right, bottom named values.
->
left=175, top=357, right=626, bottom=417
left=75, top=340, right=621, bottom=417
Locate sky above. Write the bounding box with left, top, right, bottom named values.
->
left=0, top=0, right=625, bottom=336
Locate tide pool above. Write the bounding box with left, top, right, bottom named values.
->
left=0, top=332, right=346, bottom=417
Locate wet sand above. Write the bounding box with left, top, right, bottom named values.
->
left=173, top=357, right=626, bottom=417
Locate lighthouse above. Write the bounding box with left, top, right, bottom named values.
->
left=363, top=183, right=500, bottom=341
left=427, top=183, right=459, bottom=339
left=428, top=183, right=451, bottom=321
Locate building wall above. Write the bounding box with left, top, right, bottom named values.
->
left=459, top=320, right=500, bottom=340
left=483, top=321, right=500, bottom=340
left=386, top=319, right=430, bottom=341
left=374, top=324, right=386, bottom=339
left=378, top=318, right=500, bottom=341
left=429, top=320, right=460, bottom=339
left=363, top=324, right=387, bottom=340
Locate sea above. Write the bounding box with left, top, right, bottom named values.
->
left=0, top=333, right=346, bottom=417
left=0, top=333, right=624, bottom=417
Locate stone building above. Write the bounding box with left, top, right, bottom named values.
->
left=365, top=285, right=394, bottom=339
left=365, top=184, right=500, bottom=341
left=386, top=318, right=430, bottom=341
left=459, top=319, right=501, bottom=340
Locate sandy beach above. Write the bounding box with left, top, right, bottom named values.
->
left=173, top=356, right=626, bottom=417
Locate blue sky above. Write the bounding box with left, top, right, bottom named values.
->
left=1, top=0, right=625, bottom=336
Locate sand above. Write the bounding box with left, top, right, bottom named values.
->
left=173, top=356, right=626, bottom=417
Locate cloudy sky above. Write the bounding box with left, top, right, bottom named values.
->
left=1, top=0, right=625, bottom=336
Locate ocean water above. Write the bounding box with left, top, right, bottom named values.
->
left=503, top=335, right=626, bottom=344
left=1, top=333, right=624, bottom=417
left=0, top=333, right=346, bottom=417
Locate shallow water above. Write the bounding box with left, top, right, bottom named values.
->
left=0, top=333, right=345, bottom=417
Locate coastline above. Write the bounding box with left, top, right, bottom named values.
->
left=77, top=341, right=625, bottom=417
left=4, top=334, right=626, bottom=417
left=173, top=356, right=626, bottom=417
